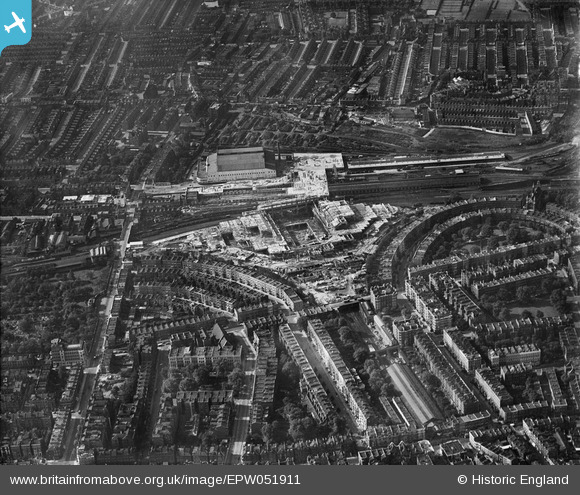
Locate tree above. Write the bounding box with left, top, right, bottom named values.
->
left=191, top=365, right=211, bottom=386
left=493, top=301, right=506, bottom=318
left=369, top=369, right=384, bottom=394
left=329, top=414, right=347, bottom=436
left=288, top=419, right=306, bottom=442
left=271, top=420, right=285, bottom=444
left=550, top=289, right=567, bottom=314
left=201, top=430, right=215, bottom=462
left=353, top=345, right=369, bottom=363
left=214, top=360, right=228, bottom=377
left=506, top=226, right=520, bottom=245
left=281, top=360, right=300, bottom=385
left=163, top=376, right=180, bottom=394
left=324, top=318, right=339, bottom=330
left=457, top=319, right=470, bottom=332
left=227, top=366, right=245, bottom=395
left=461, top=227, right=473, bottom=240
left=363, top=359, right=378, bottom=375
left=381, top=382, right=397, bottom=397
left=497, top=221, right=509, bottom=233
left=499, top=307, right=511, bottom=321
left=488, top=236, right=499, bottom=249
left=497, top=288, right=511, bottom=302
left=541, top=278, right=554, bottom=295
left=283, top=398, right=304, bottom=421
left=516, top=286, right=534, bottom=304
left=550, top=289, right=565, bottom=305
left=261, top=423, right=274, bottom=446
left=66, top=316, right=80, bottom=331
left=480, top=224, right=492, bottom=237
left=434, top=245, right=447, bottom=259
left=19, top=315, right=34, bottom=334
left=179, top=377, right=198, bottom=391
left=536, top=310, right=544, bottom=318
left=338, top=326, right=353, bottom=345
left=521, top=310, right=533, bottom=320
left=376, top=379, right=389, bottom=396
left=401, top=308, right=413, bottom=319
left=301, top=417, right=317, bottom=440
left=523, top=377, right=539, bottom=402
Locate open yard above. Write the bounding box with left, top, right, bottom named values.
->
left=507, top=301, right=560, bottom=319
left=422, top=127, right=543, bottom=153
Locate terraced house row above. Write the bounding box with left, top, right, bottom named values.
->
left=414, top=333, right=479, bottom=415
left=183, top=259, right=304, bottom=311
left=307, top=319, right=373, bottom=431
left=277, top=324, right=333, bottom=424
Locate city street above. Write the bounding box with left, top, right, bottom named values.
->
left=59, top=214, right=134, bottom=462
left=225, top=355, right=256, bottom=465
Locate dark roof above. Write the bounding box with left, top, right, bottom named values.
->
left=216, top=147, right=265, bottom=172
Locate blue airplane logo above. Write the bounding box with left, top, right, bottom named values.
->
left=5, top=12, right=26, bottom=34
left=1, top=1, right=32, bottom=56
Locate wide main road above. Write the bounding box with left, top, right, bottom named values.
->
left=225, top=353, right=256, bottom=465
left=60, top=213, right=134, bottom=462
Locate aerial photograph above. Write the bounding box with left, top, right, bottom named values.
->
left=0, top=0, right=579, bottom=468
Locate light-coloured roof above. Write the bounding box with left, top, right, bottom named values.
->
left=209, top=148, right=266, bottom=172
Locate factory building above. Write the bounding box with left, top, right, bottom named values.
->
left=201, top=147, right=276, bottom=183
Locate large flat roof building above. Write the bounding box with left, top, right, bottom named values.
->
left=50, top=338, right=85, bottom=367
left=202, top=147, right=276, bottom=183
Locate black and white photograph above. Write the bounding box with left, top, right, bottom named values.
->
left=1, top=0, right=579, bottom=486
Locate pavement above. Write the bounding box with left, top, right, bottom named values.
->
left=59, top=214, right=134, bottom=463
left=225, top=352, right=256, bottom=465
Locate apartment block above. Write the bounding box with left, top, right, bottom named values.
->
left=488, top=344, right=541, bottom=367
left=443, top=329, right=483, bottom=372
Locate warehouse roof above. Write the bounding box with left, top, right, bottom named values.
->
left=213, top=147, right=266, bottom=172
